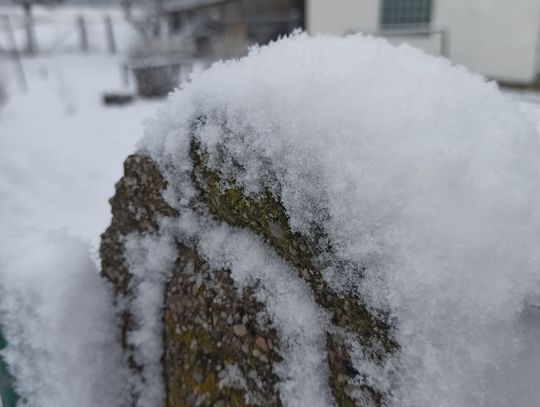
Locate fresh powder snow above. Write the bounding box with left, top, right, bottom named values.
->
left=123, top=232, right=178, bottom=407
left=0, top=231, right=129, bottom=407
left=139, top=33, right=540, bottom=407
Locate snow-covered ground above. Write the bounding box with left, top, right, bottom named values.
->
left=0, top=53, right=162, bottom=250
left=0, top=4, right=162, bottom=252
left=0, top=4, right=137, bottom=55
left=0, top=9, right=164, bottom=405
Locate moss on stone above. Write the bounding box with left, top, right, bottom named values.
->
left=189, top=140, right=395, bottom=350
left=100, top=154, right=178, bottom=296
left=101, top=145, right=397, bottom=406
left=100, top=154, right=179, bottom=374
left=189, top=138, right=397, bottom=406
left=163, top=243, right=282, bottom=407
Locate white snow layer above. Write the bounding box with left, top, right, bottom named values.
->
left=187, top=216, right=333, bottom=407
left=0, top=231, right=129, bottom=407
left=138, top=33, right=540, bottom=407
left=123, top=232, right=178, bottom=407
left=122, top=216, right=333, bottom=407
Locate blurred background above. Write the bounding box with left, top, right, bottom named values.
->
left=1, top=0, right=540, bottom=250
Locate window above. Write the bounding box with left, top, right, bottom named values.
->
left=380, top=0, right=432, bottom=28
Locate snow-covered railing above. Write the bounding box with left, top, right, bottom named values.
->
left=366, top=27, right=449, bottom=57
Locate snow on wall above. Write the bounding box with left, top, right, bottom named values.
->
left=0, top=231, right=130, bottom=407
left=140, top=33, right=540, bottom=407
left=121, top=214, right=334, bottom=407
left=186, top=216, right=334, bottom=407
left=123, top=232, right=178, bottom=407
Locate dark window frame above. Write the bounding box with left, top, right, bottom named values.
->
left=380, top=0, right=433, bottom=29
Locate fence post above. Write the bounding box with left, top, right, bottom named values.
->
left=23, top=3, right=37, bottom=55
left=104, top=15, right=116, bottom=54
left=77, top=15, right=89, bottom=52
left=2, top=15, right=28, bottom=92
left=440, top=29, right=450, bottom=59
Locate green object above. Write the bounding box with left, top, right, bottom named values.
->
left=0, top=327, right=18, bottom=407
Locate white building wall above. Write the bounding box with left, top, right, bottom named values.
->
left=435, top=0, right=540, bottom=84
left=535, top=14, right=540, bottom=74
left=307, top=0, right=444, bottom=55
left=306, top=0, right=540, bottom=84
left=306, top=0, right=380, bottom=33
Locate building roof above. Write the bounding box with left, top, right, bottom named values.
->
left=162, top=0, right=238, bottom=14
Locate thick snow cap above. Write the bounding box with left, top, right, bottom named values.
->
left=141, top=33, right=540, bottom=407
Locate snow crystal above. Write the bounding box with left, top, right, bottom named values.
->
left=218, top=363, right=248, bottom=391
left=0, top=231, right=129, bottom=407
left=140, top=33, right=540, bottom=406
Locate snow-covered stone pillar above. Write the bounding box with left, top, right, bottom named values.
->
left=100, top=33, right=540, bottom=407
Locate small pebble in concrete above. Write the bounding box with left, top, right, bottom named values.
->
left=255, top=336, right=269, bottom=352
left=233, top=324, right=248, bottom=337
